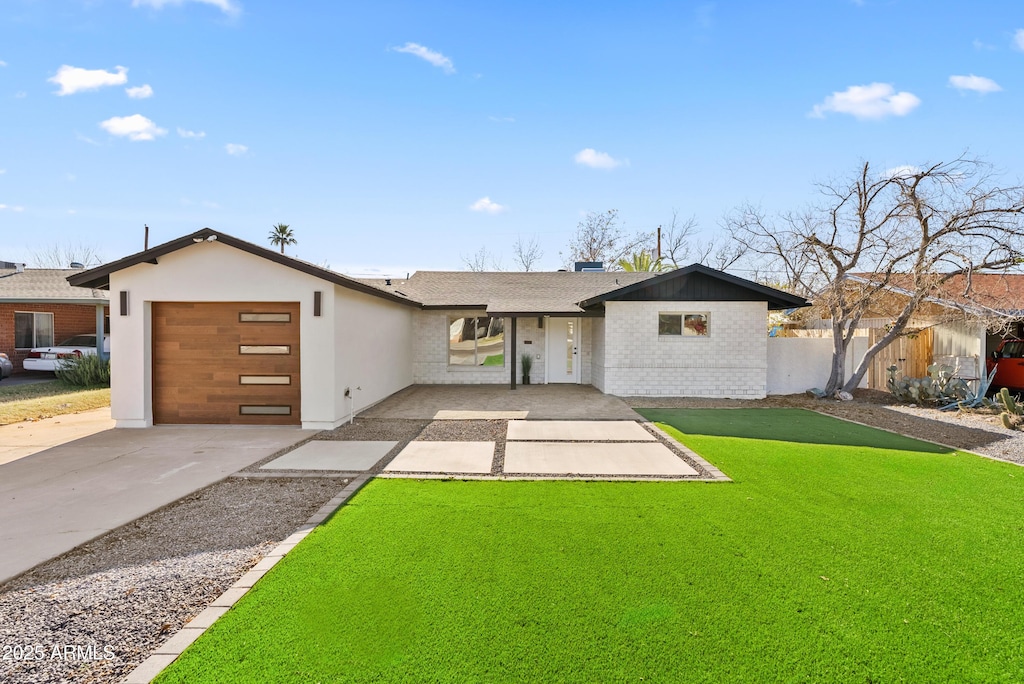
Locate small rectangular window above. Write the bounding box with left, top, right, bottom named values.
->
left=239, top=375, right=291, bottom=385
left=240, top=405, right=292, bottom=415
left=240, top=312, right=291, bottom=323
left=15, top=312, right=55, bottom=348
left=239, top=345, right=291, bottom=354
left=659, top=312, right=709, bottom=337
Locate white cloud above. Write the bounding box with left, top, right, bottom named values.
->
left=177, top=127, right=206, bottom=139
left=809, top=83, right=920, bottom=120
left=1015, top=29, right=1024, bottom=51
left=132, top=0, right=240, bottom=16
left=392, top=42, right=455, bottom=74
left=14, top=91, right=26, bottom=99
left=76, top=132, right=101, bottom=146
left=0, top=61, right=6, bottom=67
left=49, top=65, right=128, bottom=96
left=949, top=74, right=1002, bottom=94
left=126, top=84, right=154, bottom=99
left=0, top=169, right=6, bottom=174
left=225, top=143, right=248, bottom=156
left=884, top=165, right=920, bottom=179
left=0, top=204, right=25, bottom=212
left=574, top=148, right=626, bottom=170
left=469, top=197, right=508, bottom=214
left=973, top=39, right=996, bottom=51
left=99, top=114, right=167, bottom=141
left=202, top=200, right=221, bottom=209
left=67, top=209, right=77, bottom=215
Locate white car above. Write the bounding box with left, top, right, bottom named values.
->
left=23, top=334, right=111, bottom=372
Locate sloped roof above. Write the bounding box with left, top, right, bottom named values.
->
left=853, top=272, right=1024, bottom=315
left=358, top=271, right=656, bottom=315
left=67, top=228, right=419, bottom=308
left=0, top=268, right=109, bottom=304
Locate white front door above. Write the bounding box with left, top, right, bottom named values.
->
left=546, top=317, right=581, bottom=384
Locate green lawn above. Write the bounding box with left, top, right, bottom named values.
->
left=156, top=409, right=1024, bottom=683
left=0, top=379, right=110, bottom=424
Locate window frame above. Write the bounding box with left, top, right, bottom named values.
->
left=658, top=311, right=709, bottom=338
left=14, top=311, right=55, bottom=349
left=447, top=315, right=506, bottom=368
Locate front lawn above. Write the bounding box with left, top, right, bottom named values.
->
left=0, top=380, right=110, bottom=424
left=156, top=409, right=1024, bottom=682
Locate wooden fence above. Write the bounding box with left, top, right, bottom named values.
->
left=865, top=327, right=933, bottom=390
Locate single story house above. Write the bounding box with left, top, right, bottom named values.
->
left=68, top=228, right=808, bottom=429
left=0, top=263, right=109, bottom=372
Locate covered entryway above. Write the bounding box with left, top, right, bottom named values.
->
left=152, top=302, right=301, bottom=425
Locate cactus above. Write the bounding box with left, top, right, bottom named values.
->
left=887, top=363, right=969, bottom=406
left=997, top=387, right=1024, bottom=430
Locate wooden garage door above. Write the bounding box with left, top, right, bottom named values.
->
left=153, top=302, right=301, bottom=425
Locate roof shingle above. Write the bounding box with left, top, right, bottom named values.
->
left=0, top=268, right=109, bottom=303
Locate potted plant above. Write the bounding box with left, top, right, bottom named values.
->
left=521, top=353, right=533, bottom=385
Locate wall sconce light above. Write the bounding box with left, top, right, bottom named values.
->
left=119, top=291, right=129, bottom=316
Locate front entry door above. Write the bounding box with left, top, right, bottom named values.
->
left=546, top=317, right=581, bottom=384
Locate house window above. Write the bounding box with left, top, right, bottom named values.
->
left=449, top=316, right=505, bottom=366
left=659, top=312, right=709, bottom=337
left=15, top=312, right=54, bottom=348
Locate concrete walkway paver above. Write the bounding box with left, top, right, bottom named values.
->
left=261, top=440, right=396, bottom=470
left=0, top=407, right=115, bottom=466
left=504, top=442, right=698, bottom=476
left=385, top=441, right=495, bottom=473
left=506, top=419, right=656, bottom=442
left=0, top=425, right=315, bottom=584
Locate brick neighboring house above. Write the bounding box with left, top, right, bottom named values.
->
left=0, top=265, right=109, bottom=372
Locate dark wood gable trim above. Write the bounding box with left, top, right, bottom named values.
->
left=578, top=263, right=808, bottom=310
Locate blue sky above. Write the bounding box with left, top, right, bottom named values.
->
left=2, top=0, right=1024, bottom=275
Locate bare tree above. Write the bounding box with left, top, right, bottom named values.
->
left=562, top=209, right=651, bottom=269
left=660, top=211, right=699, bottom=267
left=512, top=234, right=544, bottom=271
left=30, top=242, right=103, bottom=268
left=460, top=246, right=504, bottom=272
left=729, top=156, right=1024, bottom=395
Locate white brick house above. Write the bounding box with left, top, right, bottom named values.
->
left=69, top=229, right=807, bottom=428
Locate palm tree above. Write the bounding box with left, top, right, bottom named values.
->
left=268, top=223, right=296, bottom=254
left=617, top=250, right=669, bottom=272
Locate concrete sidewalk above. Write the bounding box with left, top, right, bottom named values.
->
left=0, top=407, right=116, bottom=466
left=0, top=425, right=316, bottom=585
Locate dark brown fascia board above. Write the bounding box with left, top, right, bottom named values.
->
left=66, top=228, right=423, bottom=308
left=421, top=304, right=487, bottom=310
left=577, top=263, right=809, bottom=310
left=0, top=297, right=109, bottom=305
left=487, top=310, right=603, bottom=317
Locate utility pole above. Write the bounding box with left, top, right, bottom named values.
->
left=144, top=224, right=149, bottom=250
left=656, top=225, right=662, bottom=261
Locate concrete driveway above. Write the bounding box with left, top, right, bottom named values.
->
left=0, top=425, right=316, bottom=585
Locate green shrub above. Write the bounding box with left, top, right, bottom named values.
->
left=56, top=353, right=111, bottom=387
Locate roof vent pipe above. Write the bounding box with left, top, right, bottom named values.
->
left=70, top=262, right=85, bottom=269
left=385, top=278, right=392, bottom=286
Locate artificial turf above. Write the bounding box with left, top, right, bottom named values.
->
left=156, top=408, right=1024, bottom=683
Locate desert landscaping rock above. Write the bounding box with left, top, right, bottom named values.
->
left=0, top=476, right=346, bottom=684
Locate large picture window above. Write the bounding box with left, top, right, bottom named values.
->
left=15, top=312, right=54, bottom=348
left=659, top=312, right=708, bottom=337
left=449, top=316, right=505, bottom=366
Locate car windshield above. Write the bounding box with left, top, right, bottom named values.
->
left=57, top=335, right=96, bottom=347
left=1001, top=341, right=1024, bottom=358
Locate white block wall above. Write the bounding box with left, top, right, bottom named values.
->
left=766, top=336, right=868, bottom=395
left=601, top=300, right=768, bottom=398
left=591, top=317, right=606, bottom=391
left=413, top=310, right=511, bottom=384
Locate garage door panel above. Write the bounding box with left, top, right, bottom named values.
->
left=152, top=302, right=301, bottom=425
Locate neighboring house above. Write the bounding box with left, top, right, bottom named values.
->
left=807, top=273, right=1024, bottom=387
left=0, top=263, right=109, bottom=372
left=68, top=229, right=807, bottom=429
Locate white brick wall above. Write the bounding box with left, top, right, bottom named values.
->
left=601, top=300, right=768, bottom=398
left=591, top=317, right=606, bottom=391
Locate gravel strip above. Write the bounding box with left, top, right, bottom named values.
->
left=0, top=477, right=346, bottom=684
left=882, top=405, right=1024, bottom=465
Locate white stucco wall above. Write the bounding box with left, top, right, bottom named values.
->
left=108, top=240, right=403, bottom=429
left=333, top=285, right=413, bottom=425
left=766, top=336, right=869, bottom=395
left=601, top=300, right=768, bottom=398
